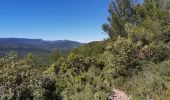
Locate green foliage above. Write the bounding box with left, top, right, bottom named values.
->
left=26, top=53, right=38, bottom=67
left=71, top=41, right=106, bottom=57
left=12, top=85, right=33, bottom=100
left=42, top=76, right=61, bottom=100
left=119, top=61, right=170, bottom=100
left=44, top=53, right=108, bottom=99
left=0, top=53, right=59, bottom=100
left=106, top=37, right=142, bottom=77
left=1, top=0, right=170, bottom=100
left=56, top=53, right=105, bottom=77
left=50, top=49, right=61, bottom=63
left=102, top=0, right=134, bottom=39
left=101, top=0, right=170, bottom=99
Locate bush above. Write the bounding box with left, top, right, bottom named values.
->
left=106, top=37, right=142, bottom=77
left=42, top=76, right=61, bottom=100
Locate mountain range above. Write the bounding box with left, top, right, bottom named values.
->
left=0, top=38, right=83, bottom=56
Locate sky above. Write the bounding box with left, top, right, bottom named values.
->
left=0, top=0, right=112, bottom=43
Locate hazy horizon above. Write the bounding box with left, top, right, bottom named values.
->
left=0, top=37, right=98, bottom=43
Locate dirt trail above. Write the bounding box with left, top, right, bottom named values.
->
left=108, top=89, right=131, bottom=100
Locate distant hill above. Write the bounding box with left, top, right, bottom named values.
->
left=0, top=38, right=83, bottom=56
left=71, top=41, right=106, bottom=57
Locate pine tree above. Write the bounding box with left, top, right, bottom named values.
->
left=102, top=0, right=135, bottom=40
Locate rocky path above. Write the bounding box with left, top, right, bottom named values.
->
left=108, top=89, right=131, bottom=100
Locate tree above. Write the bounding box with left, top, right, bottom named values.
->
left=102, top=0, right=170, bottom=80
left=102, top=0, right=135, bottom=40
left=145, top=0, right=170, bottom=10
left=50, top=49, right=61, bottom=63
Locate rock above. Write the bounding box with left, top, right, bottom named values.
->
left=108, top=89, right=131, bottom=100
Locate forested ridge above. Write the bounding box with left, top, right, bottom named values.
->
left=0, top=38, right=82, bottom=56
left=1, top=0, right=170, bottom=100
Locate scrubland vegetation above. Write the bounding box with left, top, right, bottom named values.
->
left=1, top=0, right=170, bottom=100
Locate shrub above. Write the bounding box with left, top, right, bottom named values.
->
left=42, top=76, right=61, bottom=100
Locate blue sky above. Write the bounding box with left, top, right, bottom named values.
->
left=0, top=0, right=112, bottom=43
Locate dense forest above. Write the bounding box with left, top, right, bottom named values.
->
left=1, top=0, right=170, bottom=99
left=0, top=38, right=82, bottom=56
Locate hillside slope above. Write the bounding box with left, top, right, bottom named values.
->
left=0, top=38, right=83, bottom=55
